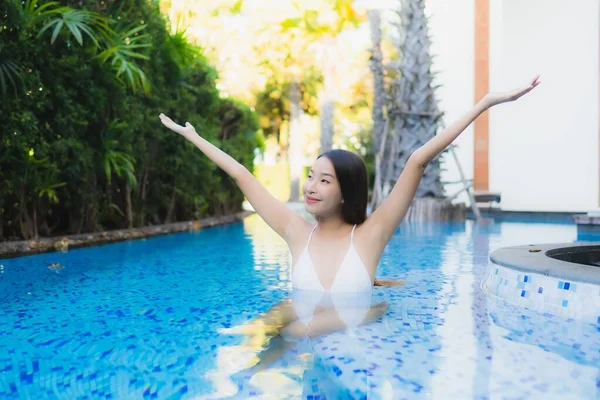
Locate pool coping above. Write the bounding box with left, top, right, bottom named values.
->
left=0, top=211, right=254, bottom=259
left=490, top=242, right=600, bottom=285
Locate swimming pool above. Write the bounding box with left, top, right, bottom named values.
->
left=1, top=214, right=598, bottom=399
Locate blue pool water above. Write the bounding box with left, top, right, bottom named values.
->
left=1, top=214, right=599, bottom=399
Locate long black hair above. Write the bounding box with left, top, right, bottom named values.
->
left=317, top=149, right=368, bottom=225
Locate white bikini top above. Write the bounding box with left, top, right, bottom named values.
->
left=292, top=223, right=373, bottom=293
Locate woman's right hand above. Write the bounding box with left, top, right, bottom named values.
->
left=159, top=113, right=198, bottom=139
left=482, top=75, right=541, bottom=108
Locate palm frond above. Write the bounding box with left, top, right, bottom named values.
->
left=97, top=23, right=152, bottom=93
left=0, top=57, right=24, bottom=98
left=38, top=8, right=107, bottom=47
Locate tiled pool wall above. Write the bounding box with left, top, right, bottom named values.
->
left=482, top=263, right=600, bottom=324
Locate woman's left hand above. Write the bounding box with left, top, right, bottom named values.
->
left=483, top=75, right=541, bottom=108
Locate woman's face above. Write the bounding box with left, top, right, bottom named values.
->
left=302, top=157, right=343, bottom=217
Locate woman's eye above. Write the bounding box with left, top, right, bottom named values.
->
left=321, top=179, right=329, bottom=184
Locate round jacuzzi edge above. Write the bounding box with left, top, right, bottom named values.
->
left=489, top=242, right=600, bottom=285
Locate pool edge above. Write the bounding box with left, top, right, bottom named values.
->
left=489, top=242, right=600, bottom=285
left=0, top=210, right=255, bottom=259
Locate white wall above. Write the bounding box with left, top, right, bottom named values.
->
left=427, top=0, right=475, bottom=206
left=489, top=0, right=599, bottom=212
left=429, top=0, right=599, bottom=212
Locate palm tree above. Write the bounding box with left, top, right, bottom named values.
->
left=368, top=0, right=464, bottom=221
left=281, top=0, right=365, bottom=154
left=370, top=0, right=444, bottom=209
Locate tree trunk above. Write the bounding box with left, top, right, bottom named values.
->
left=78, top=207, right=85, bottom=234
left=319, top=40, right=337, bottom=154
left=288, top=80, right=304, bottom=202
left=319, top=97, right=335, bottom=153
left=43, top=219, right=51, bottom=237
left=368, top=9, right=388, bottom=211
left=68, top=204, right=82, bottom=235
left=136, top=168, right=149, bottom=226
left=125, top=181, right=133, bottom=229
left=165, top=186, right=176, bottom=224
left=86, top=203, right=98, bottom=233
left=89, top=172, right=100, bottom=232
left=19, top=190, right=34, bottom=240
left=19, top=189, right=28, bottom=239
left=33, top=201, right=38, bottom=240
left=368, top=9, right=386, bottom=153
left=370, top=117, right=390, bottom=211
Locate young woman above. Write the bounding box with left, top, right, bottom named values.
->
left=159, top=75, right=540, bottom=294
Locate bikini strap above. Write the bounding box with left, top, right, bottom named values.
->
left=350, top=224, right=357, bottom=245
left=306, top=223, right=318, bottom=248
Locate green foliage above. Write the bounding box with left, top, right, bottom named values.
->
left=37, top=8, right=107, bottom=46
left=0, top=53, right=24, bottom=99
left=0, top=0, right=259, bottom=240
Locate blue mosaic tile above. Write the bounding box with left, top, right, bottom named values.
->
left=570, top=283, right=577, bottom=292
left=0, top=216, right=598, bottom=399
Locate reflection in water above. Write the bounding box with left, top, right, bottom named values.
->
left=485, top=295, right=600, bottom=368
left=484, top=292, right=600, bottom=398
left=469, top=220, right=499, bottom=399
left=219, top=289, right=388, bottom=398
left=481, top=259, right=600, bottom=397
left=242, top=212, right=292, bottom=291
left=207, top=219, right=457, bottom=399
left=202, top=216, right=596, bottom=398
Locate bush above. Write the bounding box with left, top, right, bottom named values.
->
left=0, top=0, right=259, bottom=240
